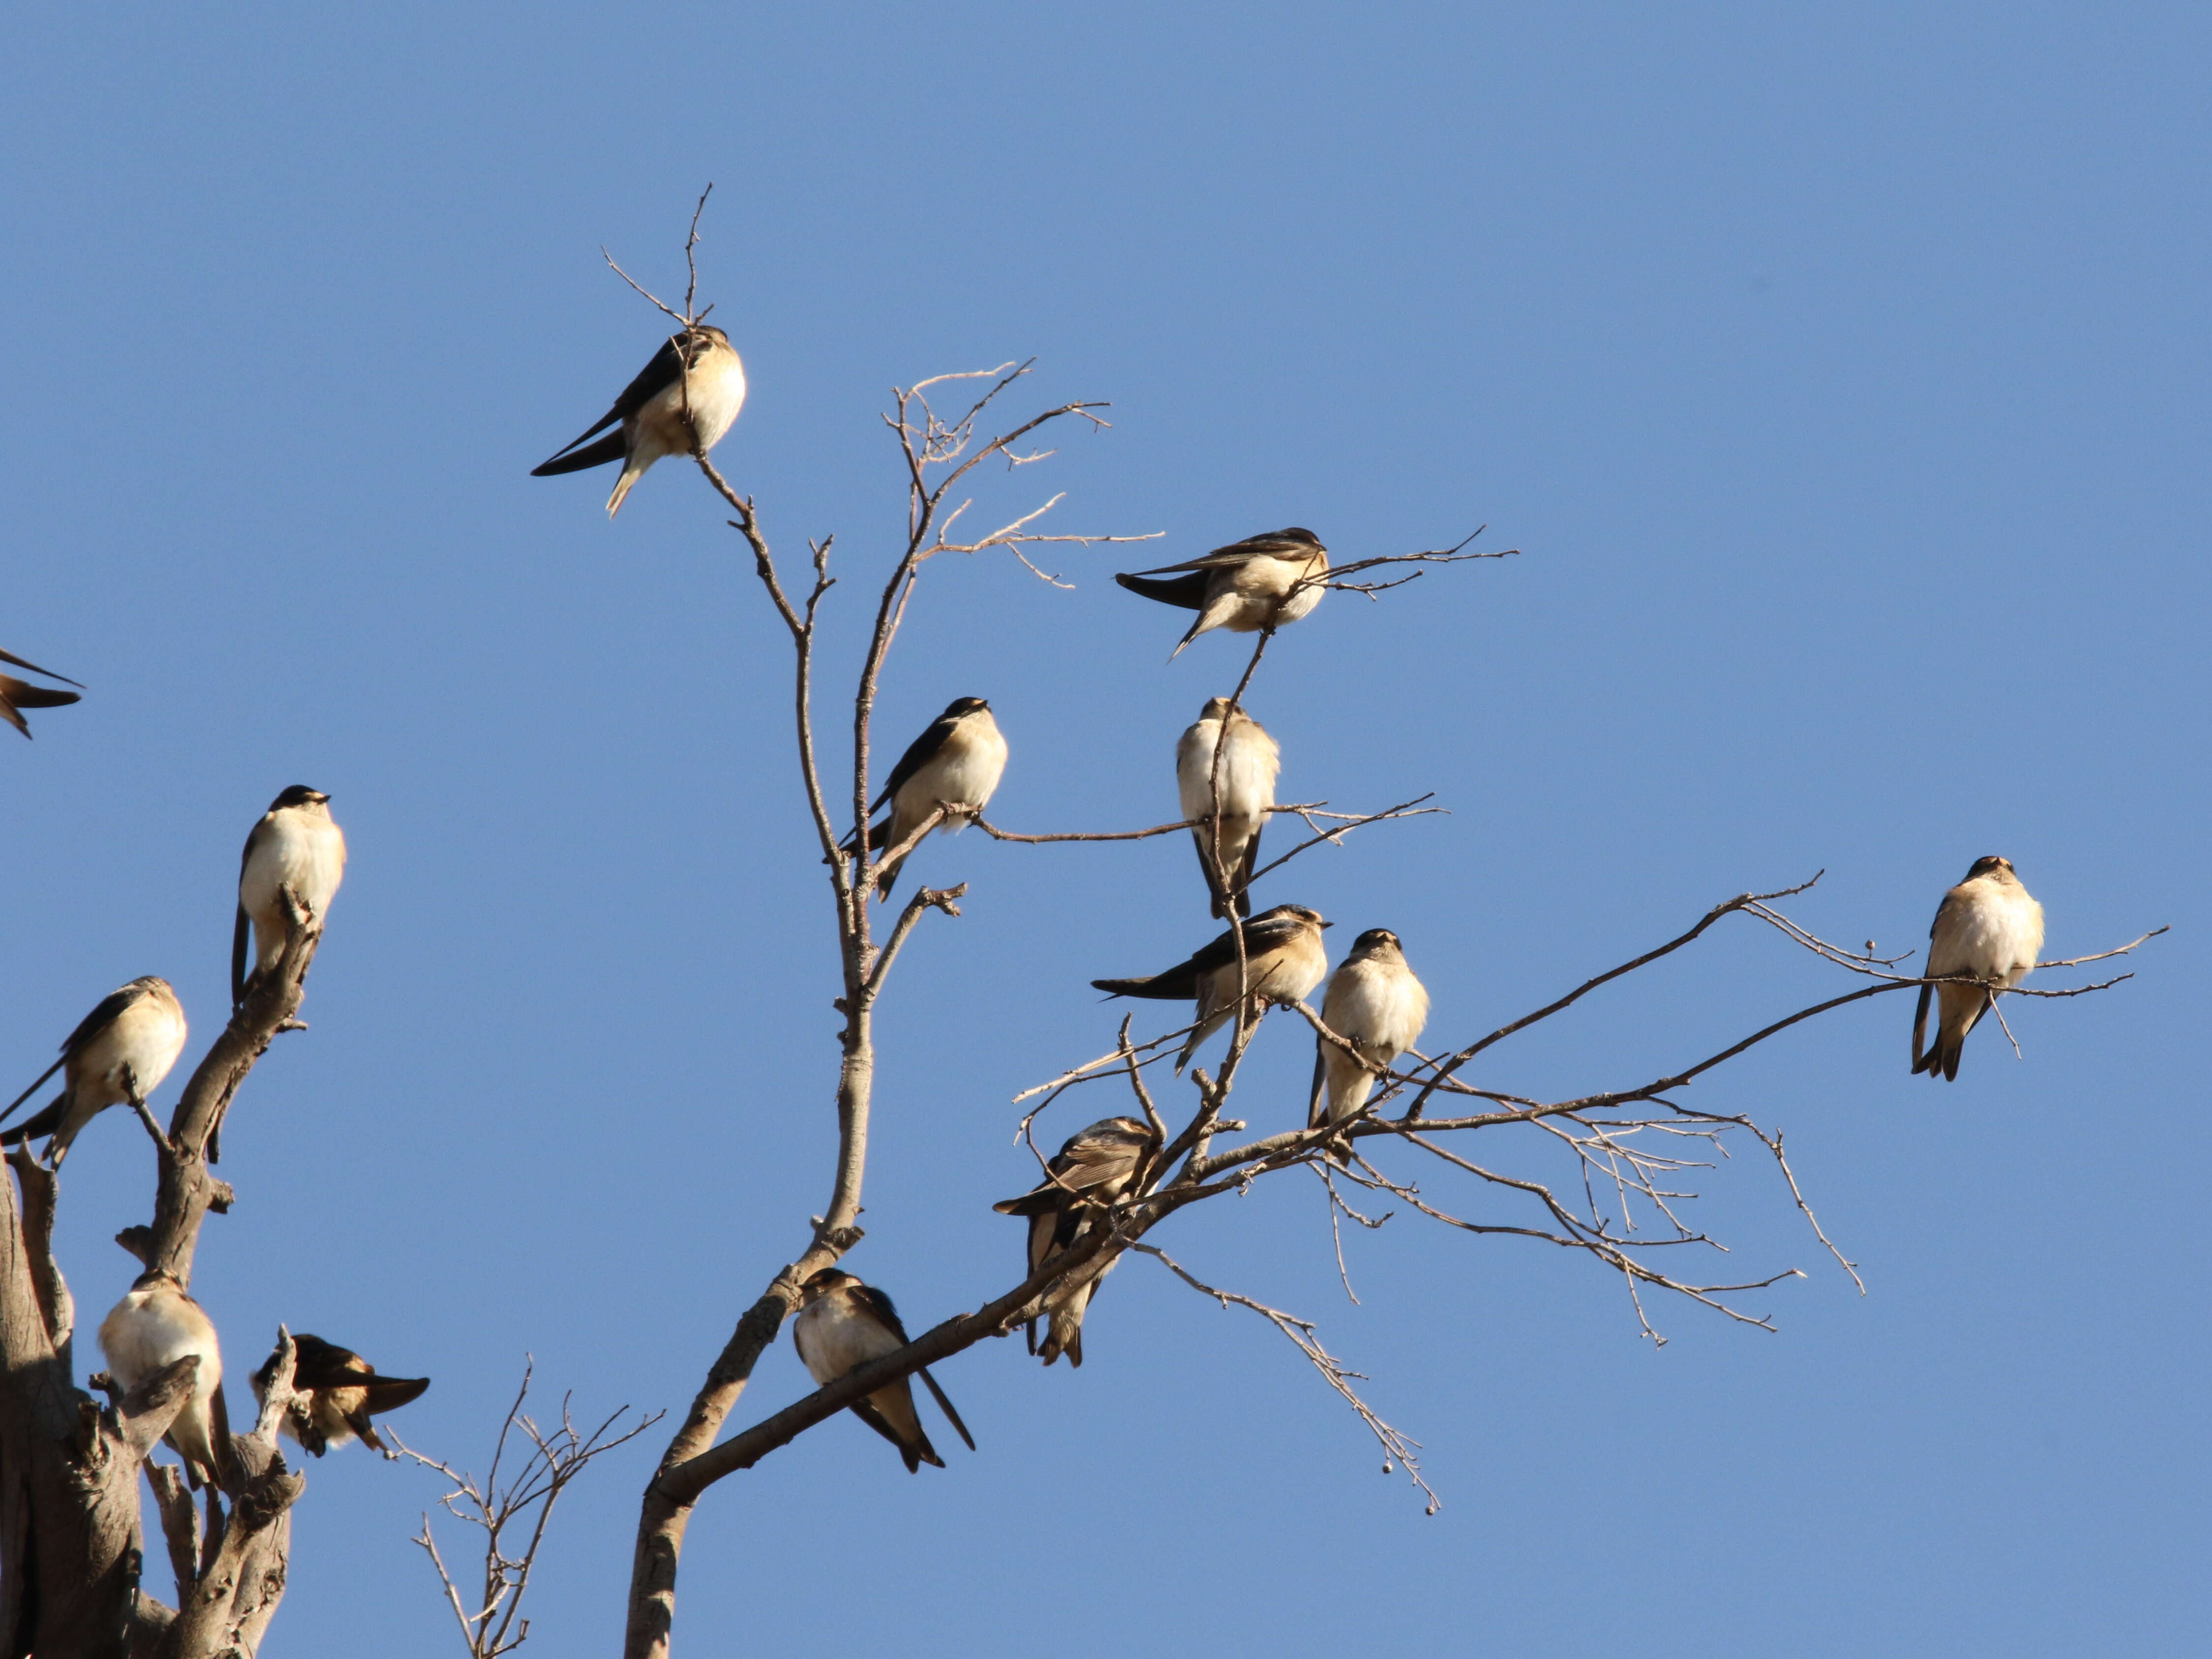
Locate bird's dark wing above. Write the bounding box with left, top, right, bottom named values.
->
left=875, top=714, right=958, bottom=811
left=0, top=1097, right=64, bottom=1145
left=917, top=1367, right=974, bottom=1452
left=848, top=1396, right=935, bottom=1471
left=0, top=649, right=84, bottom=688
left=361, top=1376, right=432, bottom=1415
left=231, top=905, right=251, bottom=1006
left=0, top=676, right=80, bottom=732
left=529, top=430, right=626, bottom=476
left=1126, top=530, right=1321, bottom=577
left=531, top=333, right=688, bottom=472
left=1114, top=570, right=1212, bottom=611
left=60, top=985, right=142, bottom=1060
left=1308, top=1042, right=1330, bottom=1131
left=854, top=1283, right=914, bottom=1345
left=1180, top=910, right=1306, bottom=979
left=1091, top=964, right=1202, bottom=1000
left=286, top=1337, right=369, bottom=1391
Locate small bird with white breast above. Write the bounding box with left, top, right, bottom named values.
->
left=234, top=786, right=347, bottom=1007
left=250, top=1333, right=430, bottom=1457
left=1309, top=929, right=1430, bottom=1158
left=531, top=325, right=747, bottom=517
left=848, top=697, right=1007, bottom=899
left=1177, top=698, right=1280, bottom=919
left=0, top=977, right=188, bottom=1166
left=1912, top=855, right=2046, bottom=1082
left=791, top=1269, right=973, bottom=1474
left=993, top=1115, right=1161, bottom=1367
left=1116, top=528, right=1329, bottom=659
left=98, top=1269, right=234, bottom=1490
left=1092, top=903, right=1331, bottom=1072
left=0, top=646, right=82, bottom=739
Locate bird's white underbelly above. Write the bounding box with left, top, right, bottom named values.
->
left=1328, top=964, right=1430, bottom=1058
left=1932, top=897, right=2043, bottom=985
left=99, top=1293, right=222, bottom=1395
left=244, top=820, right=346, bottom=921
left=638, top=351, right=748, bottom=453
left=795, top=1299, right=899, bottom=1384
left=912, top=727, right=1007, bottom=829
left=1179, top=723, right=1279, bottom=822
left=83, top=998, right=189, bottom=1098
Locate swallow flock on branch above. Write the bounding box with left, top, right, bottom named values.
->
left=5, top=313, right=2074, bottom=1505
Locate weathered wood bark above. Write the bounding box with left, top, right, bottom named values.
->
left=0, top=905, right=324, bottom=1657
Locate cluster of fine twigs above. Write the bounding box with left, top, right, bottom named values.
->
left=575, top=194, right=2161, bottom=1658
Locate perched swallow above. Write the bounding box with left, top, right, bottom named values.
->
left=234, top=786, right=347, bottom=1007
left=0, top=647, right=82, bottom=739
left=1309, top=929, right=1431, bottom=1158
left=0, top=977, right=187, bottom=1165
left=846, top=697, right=1007, bottom=899
left=1116, top=528, right=1329, bottom=658
left=1177, top=698, right=1280, bottom=919
left=249, top=1333, right=429, bottom=1456
left=1912, top=855, right=2046, bottom=1081
left=98, top=1269, right=234, bottom=1490
left=531, top=325, right=747, bottom=516
left=993, top=1116, right=1159, bottom=1366
left=1092, top=903, right=1331, bottom=1072
left=791, top=1269, right=973, bottom=1474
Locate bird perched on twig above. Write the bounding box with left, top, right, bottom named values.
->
left=99, top=1269, right=234, bottom=1490
left=531, top=324, right=747, bottom=517
left=0, top=648, right=82, bottom=739
left=1309, top=929, right=1430, bottom=1161
left=844, top=697, right=1006, bottom=899
left=791, top=1268, right=973, bottom=1474
left=234, top=786, right=347, bottom=1008
left=1115, top=528, right=1329, bottom=658
left=250, top=1333, right=430, bottom=1456
left=1177, top=698, right=1279, bottom=919
left=993, top=1115, right=1159, bottom=1367
left=1912, top=855, right=2045, bottom=1081
left=1092, top=904, right=1331, bottom=1072
left=0, top=977, right=187, bottom=1166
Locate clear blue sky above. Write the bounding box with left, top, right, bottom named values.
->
left=5, top=5, right=2205, bottom=1655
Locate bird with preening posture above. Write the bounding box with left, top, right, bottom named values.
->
left=251, top=1334, right=430, bottom=1456
left=1116, top=527, right=1329, bottom=658
left=993, top=1115, right=1160, bottom=1367
left=531, top=325, right=746, bottom=516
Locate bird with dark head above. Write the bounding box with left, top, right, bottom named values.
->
left=1177, top=698, right=1280, bottom=919
left=234, top=786, right=347, bottom=1008
left=1912, top=855, right=2045, bottom=1081
left=1309, top=928, right=1430, bottom=1162
left=1092, top=903, right=1331, bottom=1072
left=791, top=1268, right=973, bottom=1473
left=532, top=324, right=746, bottom=516
left=1115, top=528, right=1329, bottom=658
left=251, top=1334, right=430, bottom=1456
left=1, top=976, right=187, bottom=1166
left=0, top=647, right=82, bottom=739
left=993, top=1115, right=1160, bottom=1367
left=843, top=697, right=1007, bottom=899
